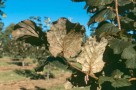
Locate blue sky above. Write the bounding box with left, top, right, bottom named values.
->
left=2, top=0, right=91, bottom=35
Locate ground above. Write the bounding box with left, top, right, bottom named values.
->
left=0, top=57, right=90, bottom=90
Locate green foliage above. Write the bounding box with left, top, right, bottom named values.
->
left=125, top=58, right=136, bottom=69
left=0, top=0, right=6, bottom=31
left=96, top=23, right=119, bottom=38
left=118, top=0, right=131, bottom=6
left=1, top=0, right=135, bottom=89
left=14, top=69, right=45, bottom=79
left=99, top=70, right=131, bottom=88
left=73, top=0, right=136, bottom=89
left=121, top=44, right=136, bottom=60
left=108, top=38, right=132, bottom=54
left=85, top=0, right=113, bottom=7
left=88, top=8, right=116, bottom=26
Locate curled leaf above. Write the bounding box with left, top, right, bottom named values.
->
left=12, top=20, right=39, bottom=40
left=12, top=20, right=46, bottom=46
left=76, top=37, right=108, bottom=74
left=88, top=9, right=115, bottom=26
left=47, top=18, right=85, bottom=59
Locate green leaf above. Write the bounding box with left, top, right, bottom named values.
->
left=99, top=70, right=131, bottom=88
left=0, top=22, right=4, bottom=30
left=120, top=17, right=134, bottom=24
left=120, top=17, right=135, bottom=30
left=86, top=0, right=113, bottom=7
left=49, top=57, right=69, bottom=71
left=99, top=76, right=114, bottom=84
left=125, top=58, right=136, bottom=69
left=108, top=38, right=131, bottom=54
left=111, top=69, right=123, bottom=79
left=130, top=7, right=136, bottom=16
left=111, top=78, right=131, bottom=88
left=88, top=9, right=115, bottom=26
left=121, top=44, right=136, bottom=60
left=122, top=44, right=136, bottom=69
left=95, top=23, right=119, bottom=38
left=134, top=22, right=136, bottom=28
left=118, top=0, right=131, bottom=6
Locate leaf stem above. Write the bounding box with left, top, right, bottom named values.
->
left=67, top=61, right=98, bottom=80
left=115, top=0, right=121, bottom=30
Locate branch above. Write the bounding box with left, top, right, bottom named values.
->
left=129, top=78, right=136, bottom=82
left=115, top=0, right=121, bottom=30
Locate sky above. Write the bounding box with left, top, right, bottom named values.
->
left=2, top=0, right=91, bottom=35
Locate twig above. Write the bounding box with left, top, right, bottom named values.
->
left=129, top=78, right=136, bottom=82
left=115, top=0, right=121, bottom=30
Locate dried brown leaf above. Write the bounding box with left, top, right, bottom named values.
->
left=12, top=20, right=39, bottom=40
left=76, top=37, right=108, bottom=74
left=47, top=18, right=85, bottom=59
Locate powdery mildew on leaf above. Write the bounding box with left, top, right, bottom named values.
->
left=76, top=37, right=108, bottom=74
left=47, top=18, right=85, bottom=59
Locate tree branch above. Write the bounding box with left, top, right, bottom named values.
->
left=115, top=0, right=121, bottom=30
left=129, top=78, right=136, bottom=82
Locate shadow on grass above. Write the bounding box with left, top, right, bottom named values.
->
left=14, top=69, right=45, bottom=80
left=8, top=61, right=23, bottom=66
left=14, top=69, right=54, bottom=80
left=20, top=86, right=46, bottom=90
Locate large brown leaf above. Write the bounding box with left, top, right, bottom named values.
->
left=12, top=20, right=39, bottom=40
left=76, top=37, right=108, bottom=74
left=47, top=18, right=85, bottom=59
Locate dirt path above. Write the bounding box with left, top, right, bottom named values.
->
left=0, top=58, right=71, bottom=90
left=0, top=72, right=71, bottom=90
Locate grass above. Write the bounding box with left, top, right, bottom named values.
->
left=48, top=84, right=90, bottom=90
left=0, top=57, right=90, bottom=90
left=0, top=61, right=11, bottom=66
left=0, top=71, right=28, bottom=83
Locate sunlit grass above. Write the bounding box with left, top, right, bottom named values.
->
left=0, top=61, right=10, bottom=66
left=48, top=84, right=90, bottom=90
left=0, top=71, right=28, bottom=83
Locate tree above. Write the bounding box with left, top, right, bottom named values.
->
left=0, top=0, right=6, bottom=31
left=72, top=0, right=136, bottom=89
left=10, top=0, right=136, bottom=90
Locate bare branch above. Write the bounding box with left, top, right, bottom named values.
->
left=129, top=78, right=136, bottom=82
left=115, top=0, right=121, bottom=30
